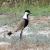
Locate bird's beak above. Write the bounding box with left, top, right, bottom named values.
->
left=30, top=12, right=32, bottom=14
left=30, top=12, right=32, bottom=15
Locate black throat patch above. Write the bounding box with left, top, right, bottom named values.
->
left=24, top=19, right=29, bottom=28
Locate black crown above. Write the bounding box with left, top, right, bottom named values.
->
left=25, top=10, right=30, bottom=13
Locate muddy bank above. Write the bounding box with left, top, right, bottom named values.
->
left=0, top=42, right=50, bottom=50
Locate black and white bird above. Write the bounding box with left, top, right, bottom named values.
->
left=8, top=10, right=31, bottom=40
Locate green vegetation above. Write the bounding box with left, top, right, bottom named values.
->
left=0, top=0, right=50, bottom=16
left=0, top=4, right=50, bottom=16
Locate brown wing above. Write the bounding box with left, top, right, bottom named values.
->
left=15, top=19, right=25, bottom=31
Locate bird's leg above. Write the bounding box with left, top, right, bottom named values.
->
left=20, top=30, right=23, bottom=40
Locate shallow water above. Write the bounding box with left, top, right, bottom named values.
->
left=0, top=26, right=49, bottom=44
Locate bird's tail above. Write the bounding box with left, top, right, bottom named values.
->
left=7, top=31, right=13, bottom=36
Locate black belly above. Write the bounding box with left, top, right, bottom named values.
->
left=24, top=19, right=29, bottom=28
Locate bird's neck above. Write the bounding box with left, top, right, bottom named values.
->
left=23, top=12, right=28, bottom=19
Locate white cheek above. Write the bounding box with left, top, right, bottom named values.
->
left=23, top=13, right=28, bottom=19
left=23, top=15, right=27, bottom=19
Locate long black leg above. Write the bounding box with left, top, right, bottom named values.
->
left=20, top=30, right=23, bottom=40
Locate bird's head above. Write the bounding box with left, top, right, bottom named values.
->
left=25, top=10, right=31, bottom=15
left=23, top=10, right=31, bottom=19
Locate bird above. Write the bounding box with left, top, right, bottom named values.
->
left=7, top=10, right=31, bottom=40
